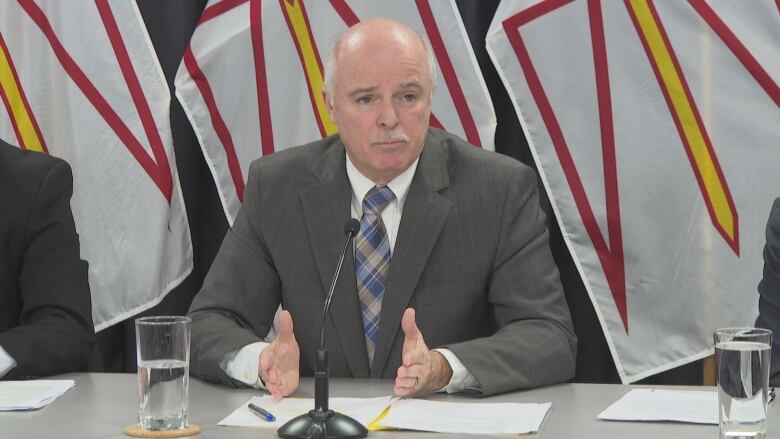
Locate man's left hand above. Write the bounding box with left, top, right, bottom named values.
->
left=394, top=308, right=453, bottom=397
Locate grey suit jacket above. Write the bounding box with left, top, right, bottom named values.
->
left=188, top=128, right=576, bottom=396
left=756, top=197, right=780, bottom=386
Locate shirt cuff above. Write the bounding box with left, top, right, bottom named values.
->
left=0, top=345, right=17, bottom=378
left=219, top=342, right=269, bottom=389
left=434, top=348, right=481, bottom=394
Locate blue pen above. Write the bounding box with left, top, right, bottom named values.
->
left=248, top=403, right=276, bottom=422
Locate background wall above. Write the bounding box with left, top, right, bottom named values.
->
left=96, top=0, right=702, bottom=385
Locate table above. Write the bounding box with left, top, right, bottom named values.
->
left=3, top=373, right=778, bottom=438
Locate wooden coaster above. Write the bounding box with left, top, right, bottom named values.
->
left=123, top=424, right=201, bottom=438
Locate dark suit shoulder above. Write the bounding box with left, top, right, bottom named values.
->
left=247, top=135, right=340, bottom=184
left=237, top=135, right=345, bottom=239
left=0, top=142, right=74, bottom=232
left=427, top=128, right=536, bottom=194
left=763, top=198, right=780, bottom=285
left=767, top=198, right=780, bottom=253
left=0, top=141, right=71, bottom=192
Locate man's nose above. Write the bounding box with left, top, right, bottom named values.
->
left=377, top=99, right=399, bottom=128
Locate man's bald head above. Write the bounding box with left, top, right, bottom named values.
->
left=323, top=19, right=437, bottom=105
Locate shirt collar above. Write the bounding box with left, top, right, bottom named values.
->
left=346, top=153, right=419, bottom=214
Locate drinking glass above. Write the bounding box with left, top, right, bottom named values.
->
left=715, top=327, right=772, bottom=439
left=135, top=316, right=191, bottom=430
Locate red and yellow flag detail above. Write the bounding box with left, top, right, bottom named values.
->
left=0, top=33, right=47, bottom=153
left=281, top=0, right=337, bottom=137
left=627, top=0, right=738, bottom=253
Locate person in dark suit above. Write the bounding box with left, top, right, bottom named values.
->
left=756, top=198, right=780, bottom=386
left=0, top=139, right=95, bottom=379
left=188, top=18, right=576, bottom=398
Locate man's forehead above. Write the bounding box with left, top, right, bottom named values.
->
left=339, top=23, right=425, bottom=63
left=336, top=48, right=430, bottom=89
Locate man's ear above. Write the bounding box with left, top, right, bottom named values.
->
left=323, top=89, right=336, bottom=123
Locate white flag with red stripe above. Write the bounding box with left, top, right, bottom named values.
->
left=175, top=0, right=495, bottom=223
left=0, top=0, right=192, bottom=330
left=488, top=0, right=780, bottom=382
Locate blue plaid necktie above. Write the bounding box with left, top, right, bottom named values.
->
left=356, top=185, right=395, bottom=366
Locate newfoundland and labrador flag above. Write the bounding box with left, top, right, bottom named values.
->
left=175, top=0, right=496, bottom=223
left=0, top=1, right=192, bottom=330
left=488, top=0, right=780, bottom=382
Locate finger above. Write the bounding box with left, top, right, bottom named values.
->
left=394, top=376, right=420, bottom=397
left=398, top=363, right=427, bottom=380
left=268, top=367, right=288, bottom=400
left=258, top=346, right=276, bottom=383
left=278, top=310, right=294, bottom=340
left=401, top=308, right=418, bottom=343
left=395, top=364, right=422, bottom=393
left=279, top=374, right=298, bottom=397
left=267, top=366, right=279, bottom=386
left=395, top=375, right=418, bottom=389
left=394, top=381, right=413, bottom=397
left=259, top=350, right=271, bottom=372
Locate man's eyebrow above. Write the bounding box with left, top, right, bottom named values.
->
left=347, top=87, right=377, bottom=98
left=400, top=81, right=423, bottom=90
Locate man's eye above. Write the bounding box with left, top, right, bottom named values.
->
left=402, top=94, right=417, bottom=102
left=357, top=96, right=372, bottom=104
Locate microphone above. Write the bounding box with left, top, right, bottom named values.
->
left=278, top=219, right=367, bottom=439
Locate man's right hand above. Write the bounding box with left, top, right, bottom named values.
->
left=258, top=310, right=300, bottom=399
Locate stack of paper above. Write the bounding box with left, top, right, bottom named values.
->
left=219, top=395, right=551, bottom=434
left=378, top=399, right=551, bottom=434
left=218, top=395, right=395, bottom=428
left=0, top=380, right=76, bottom=411
left=597, top=389, right=718, bottom=424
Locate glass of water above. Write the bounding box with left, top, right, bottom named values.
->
left=715, top=327, right=772, bottom=439
left=135, top=316, right=191, bottom=430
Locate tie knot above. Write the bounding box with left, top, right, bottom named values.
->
left=362, top=186, right=395, bottom=216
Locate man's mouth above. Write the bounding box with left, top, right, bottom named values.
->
left=373, top=139, right=406, bottom=145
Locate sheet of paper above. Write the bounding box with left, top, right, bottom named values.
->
left=0, top=380, right=76, bottom=411
left=378, top=399, right=552, bottom=434
left=597, top=389, right=718, bottom=424
left=218, top=395, right=395, bottom=428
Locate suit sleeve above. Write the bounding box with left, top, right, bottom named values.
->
left=0, top=160, right=94, bottom=379
left=445, top=165, right=577, bottom=395
left=756, top=198, right=780, bottom=386
left=188, top=160, right=281, bottom=387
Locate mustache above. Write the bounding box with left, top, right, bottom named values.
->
left=371, top=129, right=410, bottom=144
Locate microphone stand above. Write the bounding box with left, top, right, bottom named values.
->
left=278, top=220, right=367, bottom=439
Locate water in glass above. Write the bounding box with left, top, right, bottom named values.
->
left=137, top=359, right=189, bottom=430
left=716, top=340, right=771, bottom=439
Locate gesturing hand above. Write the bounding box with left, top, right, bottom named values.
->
left=394, top=308, right=453, bottom=397
left=258, top=310, right=300, bottom=399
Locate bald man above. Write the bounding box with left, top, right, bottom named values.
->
left=188, top=18, right=576, bottom=397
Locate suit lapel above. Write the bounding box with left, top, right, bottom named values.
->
left=370, top=133, right=452, bottom=377
left=300, top=139, right=369, bottom=378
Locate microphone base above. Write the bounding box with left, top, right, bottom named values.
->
left=278, top=409, right=368, bottom=439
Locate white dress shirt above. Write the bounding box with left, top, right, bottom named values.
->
left=0, top=345, right=17, bottom=378
left=221, top=154, right=479, bottom=393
